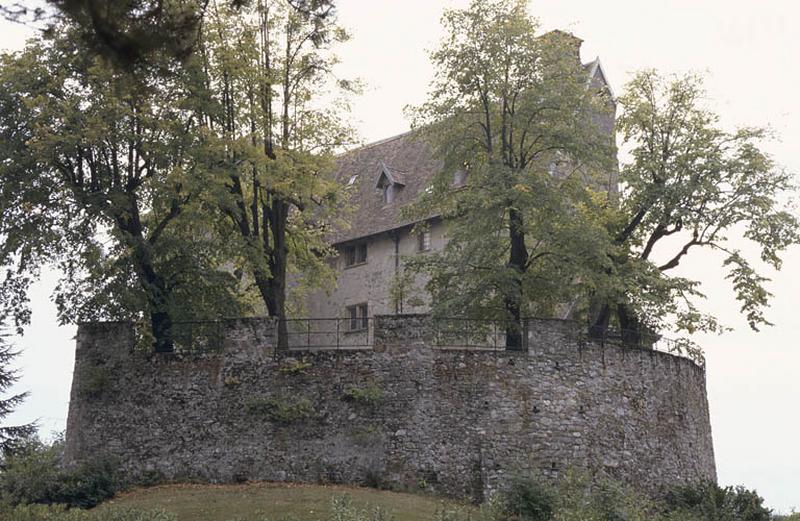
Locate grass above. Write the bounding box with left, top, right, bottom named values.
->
left=95, top=482, right=473, bottom=521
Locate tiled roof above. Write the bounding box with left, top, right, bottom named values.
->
left=329, top=58, right=612, bottom=245
left=329, top=131, right=441, bottom=244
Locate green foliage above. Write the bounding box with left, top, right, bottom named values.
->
left=502, top=477, right=555, bottom=521
left=245, top=396, right=315, bottom=423
left=664, top=481, right=772, bottom=521
left=196, top=0, right=356, bottom=341
left=0, top=21, right=249, bottom=348
left=601, top=70, right=799, bottom=342
left=433, top=475, right=772, bottom=521
left=343, top=383, right=383, bottom=405
left=329, top=495, right=393, bottom=521
left=0, top=503, right=177, bottom=521
left=405, top=0, right=616, bottom=336
left=0, top=435, right=120, bottom=509
left=0, top=327, right=35, bottom=453
left=279, top=359, right=313, bottom=375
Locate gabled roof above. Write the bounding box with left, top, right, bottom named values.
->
left=374, top=161, right=407, bottom=189
left=330, top=132, right=441, bottom=245
left=328, top=49, right=616, bottom=246
left=584, top=57, right=615, bottom=100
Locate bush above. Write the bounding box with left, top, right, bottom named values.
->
left=329, top=495, right=392, bottom=521
left=0, top=504, right=176, bottom=521
left=0, top=435, right=120, bottom=508
left=245, top=396, right=315, bottom=423
left=343, top=383, right=383, bottom=405
left=501, top=477, right=555, bottom=521
left=665, top=481, right=772, bottom=521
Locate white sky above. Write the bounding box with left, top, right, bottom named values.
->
left=2, top=0, right=799, bottom=513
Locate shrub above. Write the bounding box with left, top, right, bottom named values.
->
left=665, top=481, right=772, bottom=521
left=245, top=396, right=315, bottom=423
left=501, top=477, right=555, bottom=521
left=329, top=495, right=392, bottom=521
left=0, top=435, right=120, bottom=509
left=343, top=383, right=383, bottom=405
left=0, top=504, right=176, bottom=521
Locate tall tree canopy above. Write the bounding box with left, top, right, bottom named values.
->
left=0, top=326, right=34, bottom=453
left=0, top=1, right=336, bottom=68
left=0, top=24, right=246, bottom=351
left=197, top=0, right=354, bottom=349
left=406, top=0, right=616, bottom=349
left=594, top=70, right=799, bottom=343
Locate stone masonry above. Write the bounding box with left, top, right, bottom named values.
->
left=64, top=315, right=716, bottom=501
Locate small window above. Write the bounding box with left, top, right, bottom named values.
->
left=382, top=184, right=395, bottom=204
left=347, top=175, right=358, bottom=186
left=346, top=303, right=369, bottom=331
left=418, top=231, right=431, bottom=252
left=344, top=243, right=367, bottom=267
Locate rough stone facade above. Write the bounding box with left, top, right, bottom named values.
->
left=65, top=315, right=716, bottom=501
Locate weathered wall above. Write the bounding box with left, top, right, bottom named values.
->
left=305, top=220, right=445, bottom=319
left=65, top=315, right=715, bottom=501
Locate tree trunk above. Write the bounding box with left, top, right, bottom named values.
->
left=505, top=208, right=528, bottom=351
left=590, top=302, right=611, bottom=340
left=264, top=197, right=289, bottom=352
left=150, top=308, right=173, bottom=353
left=617, top=303, right=643, bottom=347
left=116, top=203, right=175, bottom=353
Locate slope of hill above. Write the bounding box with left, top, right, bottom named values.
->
left=95, top=482, right=473, bottom=521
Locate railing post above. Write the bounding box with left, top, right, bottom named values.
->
left=336, top=318, right=340, bottom=351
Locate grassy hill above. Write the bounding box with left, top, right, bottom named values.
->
left=95, top=483, right=474, bottom=521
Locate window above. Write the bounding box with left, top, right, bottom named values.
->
left=418, top=231, right=431, bottom=252
left=344, top=243, right=368, bottom=267
left=346, top=303, right=369, bottom=331
left=381, top=183, right=396, bottom=204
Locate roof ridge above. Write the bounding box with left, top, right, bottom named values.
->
left=343, top=129, right=416, bottom=155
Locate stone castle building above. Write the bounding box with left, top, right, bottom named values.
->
left=65, top=32, right=716, bottom=501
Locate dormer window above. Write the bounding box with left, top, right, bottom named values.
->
left=378, top=178, right=395, bottom=204
left=375, top=162, right=406, bottom=205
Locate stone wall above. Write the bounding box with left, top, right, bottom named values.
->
left=64, top=315, right=716, bottom=501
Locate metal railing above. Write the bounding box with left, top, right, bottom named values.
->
left=283, top=317, right=373, bottom=351
left=136, top=316, right=703, bottom=366
left=581, top=325, right=704, bottom=366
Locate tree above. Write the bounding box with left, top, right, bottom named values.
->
left=196, top=0, right=354, bottom=349
left=0, top=1, right=335, bottom=69
left=406, top=0, right=616, bottom=349
left=593, top=70, right=799, bottom=343
left=0, top=326, right=35, bottom=454
left=0, top=25, right=246, bottom=351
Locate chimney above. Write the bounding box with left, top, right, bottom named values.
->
left=537, top=30, right=583, bottom=62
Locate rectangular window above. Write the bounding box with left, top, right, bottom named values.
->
left=344, top=243, right=367, bottom=267
left=418, top=231, right=431, bottom=252
left=346, top=303, right=369, bottom=331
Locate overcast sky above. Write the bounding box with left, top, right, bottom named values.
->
left=2, top=0, right=799, bottom=513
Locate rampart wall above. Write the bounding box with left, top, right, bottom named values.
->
left=64, top=315, right=716, bottom=501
